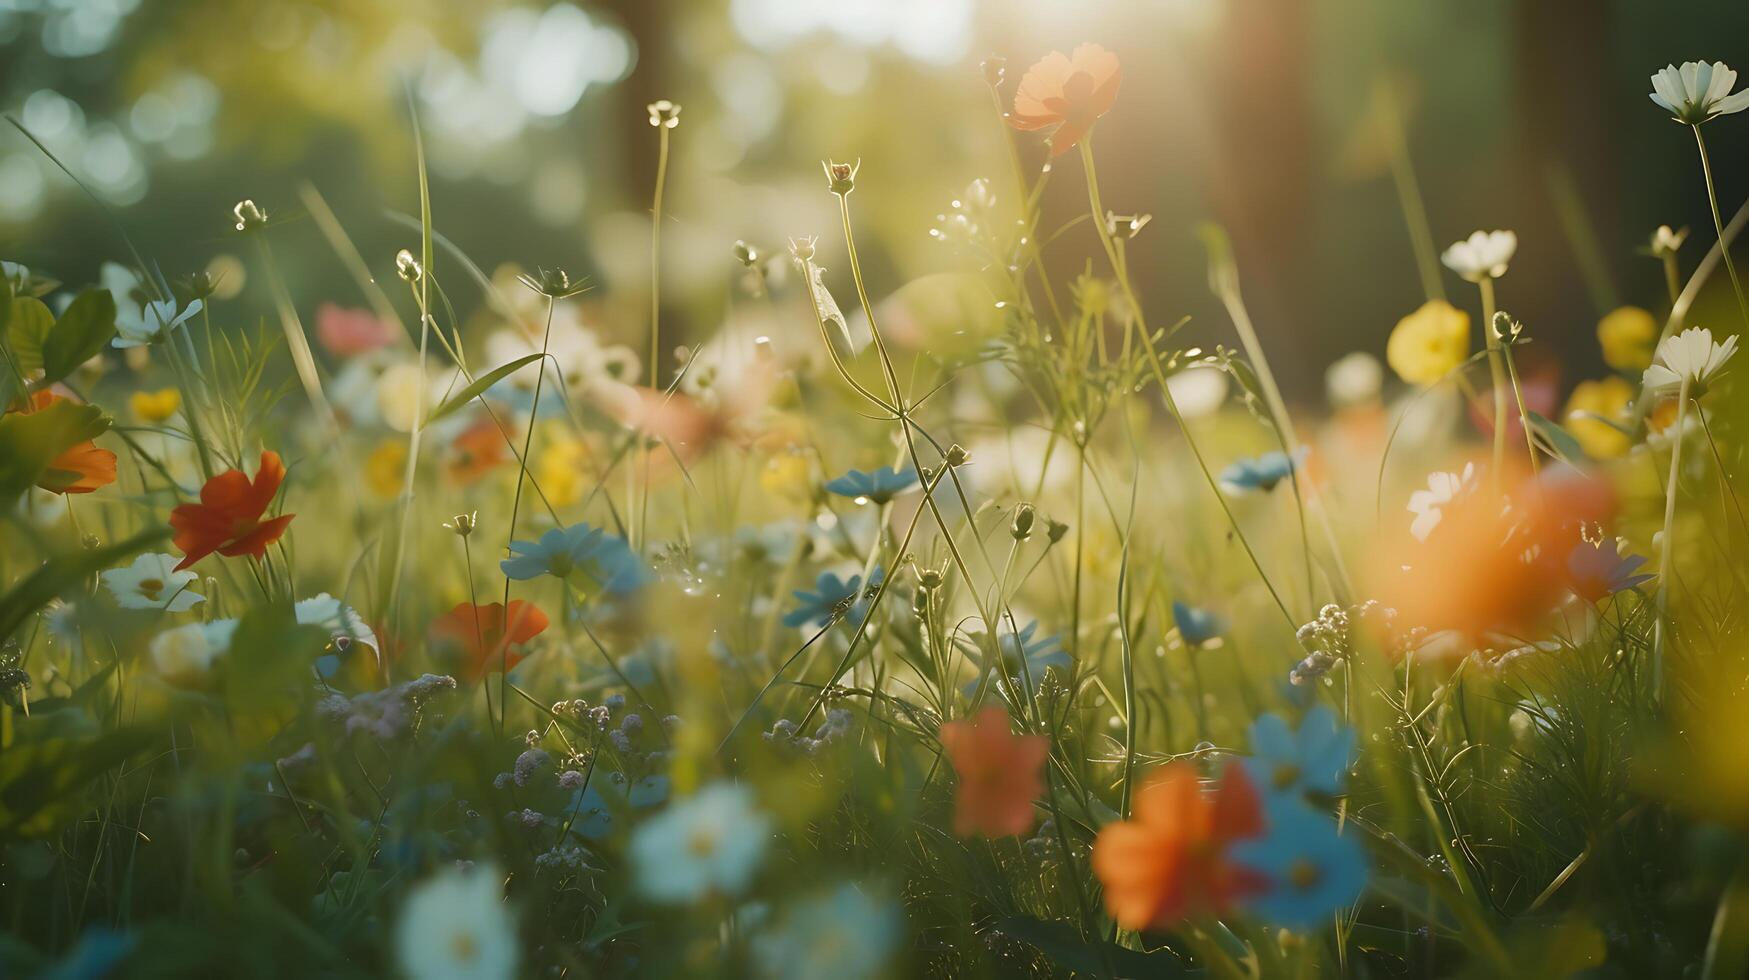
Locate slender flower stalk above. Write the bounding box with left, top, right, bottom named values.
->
left=1654, top=376, right=1691, bottom=699
left=1477, top=277, right=1507, bottom=477
left=1691, top=124, right=1749, bottom=330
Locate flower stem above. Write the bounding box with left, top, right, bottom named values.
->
left=1654, top=376, right=1692, bottom=702
left=1478, top=277, right=1508, bottom=480
left=498, top=295, right=557, bottom=737
left=1694, top=125, right=1749, bottom=332
left=1500, top=342, right=1540, bottom=476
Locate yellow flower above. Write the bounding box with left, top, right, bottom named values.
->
left=1386, top=300, right=1470, bottom=387
left=1564, top=376, right=1635, bottom=458
left=758, top=450, right=812, bottom=503
left=365, top=439, right=408, bottom=499
left=1597, top=306, right=1658, bottom=371
left=130, top=387, right=181, bottom=423
left=537, top=430, right=589, bottom=508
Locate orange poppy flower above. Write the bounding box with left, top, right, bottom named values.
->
left=1010, top=44, right=1123, bottom=157
left=169, top=451, right=296, bottom=571
left=446, top=418, right=508, bottom=485
left=939, top=705, right=1050, bottom=838
left=429, top=600, right=549, bottom=684
left=14, top=391, right=117, bottom=495
left=1091, top=762, right=1267, bottom=929
left=1370, top=465, right=1615, bottom=645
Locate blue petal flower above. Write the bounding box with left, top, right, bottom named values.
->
left=783, top=568, right=883, bottom=629
left=1233, top=797, right=1369, bottom=930
left=825, top=466, right=918, bottom=505
left=963, top=620, right=1072, bottom=697
left=1243, top=706, right=1354, bottom=798
left=1173, top=600, right=1226, bottom=647
left=1218, top=447, right=1307, bottom=495
left=1567, top=537, right=1654, bottom=601
left=501, top=523, right=648, bottom=594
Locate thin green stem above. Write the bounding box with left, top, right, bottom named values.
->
left=1654, top=377, right=1692, bottom=702
left=1694, top=125, right=1749, bottom=331
left=1478, top=277, right=1507, bottom=480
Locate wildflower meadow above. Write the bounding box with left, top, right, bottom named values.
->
left=6, top=4, right=1749, bottom=978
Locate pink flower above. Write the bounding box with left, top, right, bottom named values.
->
left=317, top=303, right=398, bottom=357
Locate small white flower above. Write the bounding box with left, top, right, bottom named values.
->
left=1325, top=351, right=1383, bottom=407
left=295, top=593, right=377, bottom=649
left=1441, top=230, right=1517, bottom=282
left=1407, top=463, right=1477, bottom=541
left=150, top=619, right=238, bottom=684
left=101, top=553, right=203, bottom=612
left=395, top=863, right=518, bottom=980
left=631, top=781, right=770, bottom=903
left=1649, top=61, right=1749, bottom=125
left=1650, top=224, right=1689, bottom=258
left=1642, top=326, right=1737, bottom=394
left=1166, top=366, right=1229, bottom=419
left=112, top=297, right=203, bottom=349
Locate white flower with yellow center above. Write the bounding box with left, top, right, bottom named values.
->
left=101, top=553, right=203, bottom=612
left=631, top=781, right=771, bottom=903
left=149, top=619, right=238, bottom=685
left=395, top=863, right=518, bottom=980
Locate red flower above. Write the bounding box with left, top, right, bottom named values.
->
left=1010, top=44, right=1123, bottom=157
left=169, top=451, right=295, bottom=571
left=429, top=600, right=549, bottom=684
left=316, top=302, right=399, bottom=357
left=446, top=418, right=508, bottom=485
left=1092, top=762, right=1267, bottom=929
left=940, top=705, right=1050, bottom=838
left=13, top=391, right=117, bottom=495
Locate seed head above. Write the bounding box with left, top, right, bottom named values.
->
left=443, top=512, right=477, bottom=537
left=395, top=249, right=423, bottom=284
left=232, top=199, right=268, bottom=232
left=822, top=158, right=860, bottom=196
left=647, top=100, right=681, bottom=129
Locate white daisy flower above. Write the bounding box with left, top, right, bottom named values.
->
left=1642, top=326, right=1737, bottom=394
left=1326, top=351, right=1383, bottom=407
left=101, top=553, right=204, bottom=612
left=631, top=781, right=770, bottom=903
left=294, top=593, right=378, bottom=650
left=1441, top=230, right=1518, bottom=282
left=1649, top=61, right=1749, bottom=125
left=150, top=619, right=238, bottom=684
left=1407, top=463, right=1477, bottom=541
left=112, top=296, right=204, bottom=349
left=395, top=863, right=518, bottom=980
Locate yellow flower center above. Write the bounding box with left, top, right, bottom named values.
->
left=139, top=577, right=164, bottom=599
left=450, top=930, right=479, bottom=962
left=1288, top=858, right=1322, bottom=891
left=688, top=827, right=719, bottom=857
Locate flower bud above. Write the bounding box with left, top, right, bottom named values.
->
left=518, top=267, right=585, bottom=298
left=945, top=443, right=970, bottom=467
left=1491, top=311, right=1523, bottom=344
left=918, top=567, right=944, bottom=590
left=1046, top=518, right=1069, bottom=543
left=395, top=249, right=423, bottom=283
left=822, top=159, right=860, bottom=196
left=232, top=199, right=268, bottom=232
left=647, top=100, right=681, bottom=129
left=733, top=240, right=760, bottom=267
left=443, top=512, right=477, bottom=536
left=788, top=236, right=817, bottom=262
left=1010, top=502, right=1035, bottom=540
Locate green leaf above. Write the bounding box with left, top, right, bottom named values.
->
left=40, top=289, right=116, bottom=384
left=1527, top=410, right=1587, bottom=464
left=425, top=353, right=541, bottom=425
left=0, top=730, right=150, bottom=839
left=0, top=397, right=113, bottom=505
left=996, top=917, right=1190, bottom=977
left=0, top=528, right=169, bottom=644
left=5, top=296, right=53, bottom=377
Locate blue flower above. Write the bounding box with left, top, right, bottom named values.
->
left=1244, top=707, right=1354, bottom=799
left=500, top=524, right=648, bottom=594
left=783, top=568, right=883, bottom=629
left=752, top=882, right=903, bottom=980
left=825, top=466, right=917, bottom=504
left=1173, top=600, right=1226, bottom=647
left=40, top=925, right=137, bottom=980
left=1218, top=448, right=1307, bottom=495
left=1233, top=798, right=1369, bottom=931
left=963, top=620, right=1071, bottom=697
left=1567, top=537, right=1653, bottom=602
